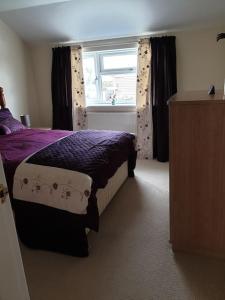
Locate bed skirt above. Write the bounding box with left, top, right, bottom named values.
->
left=14, top=162, right=129, bottom=257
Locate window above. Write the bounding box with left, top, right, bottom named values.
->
left=82, top=48, right=137, bottom=107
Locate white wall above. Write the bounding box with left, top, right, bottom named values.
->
left=176, top=26, right=225, bottom=92
left=30, top=26, right=225, bottom=128
left=87, top=112, right=137, bottom=133
left=30, top=45, right=52, bottom=127
left=0, top=19, right=40, bottom=126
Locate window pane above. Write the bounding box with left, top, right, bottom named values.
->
left=101, top=73, right=136, bottom=105
left=83, top=48, right=138, bottom=106
left=83, top=55, right=98, bottom=102
left=103, top=53, right=137, bottom=70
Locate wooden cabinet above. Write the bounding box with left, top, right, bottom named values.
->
left=169, top=91, right=225, bottom=258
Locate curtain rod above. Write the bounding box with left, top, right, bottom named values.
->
left=52, top=24, right=213, bottom=48
left=52, top=30, right=170, bottom=48
left=53, top=37, right=139, bottom=48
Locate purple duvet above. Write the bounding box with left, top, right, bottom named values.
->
left=27, top=130, right=136, bottom=189
left=25, top=129, right=136, bottom=230
left=0, top=128, right=71, bottom=196
left=0, top=128, right=137, bottom=256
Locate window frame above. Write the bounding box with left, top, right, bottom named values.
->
left=82, top=47, right=138, bottom=108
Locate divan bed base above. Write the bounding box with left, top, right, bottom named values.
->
left=14, top=162, right=128, bottom=257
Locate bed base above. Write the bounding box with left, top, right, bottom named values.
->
left=15, top=200, right=89, bottom=257
left=14, top=162, right=128, bottom=256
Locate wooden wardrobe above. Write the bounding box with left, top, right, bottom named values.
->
left=169, top=91, right=225, bottom=258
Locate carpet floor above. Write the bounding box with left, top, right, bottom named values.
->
left=21, top=160, right=225, bottom=300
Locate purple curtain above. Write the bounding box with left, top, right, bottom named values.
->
left=150, top=36, right=177, bottom=162
left=51, top=47, right=73, bottom=130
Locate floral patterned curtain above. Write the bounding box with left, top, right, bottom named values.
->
left=71, top=46, right=87, bottom=130
left=136, top=38, right=153, bottom=159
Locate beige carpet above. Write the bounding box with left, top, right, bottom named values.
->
left=21, top=160, right=225, bottom=300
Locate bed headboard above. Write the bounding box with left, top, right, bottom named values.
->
left=0, top=87, right=6, bottom=109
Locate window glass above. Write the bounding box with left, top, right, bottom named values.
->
left=83, top=48, right=137, bottom=106
left=101, top=73, right=137, bottom=105
left=82, top=55, right=98, bottom=101
left=102, top=53, right=137, bottom=70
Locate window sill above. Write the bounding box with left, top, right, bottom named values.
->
left=86, top=105, right=136, bottom=113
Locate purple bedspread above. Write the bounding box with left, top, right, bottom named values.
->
left=27, top=130, right=136, bottom=190
left=0, top=129, right=71, bottom=195
left=0, top=128, right=137, bottom=255
left=0, top=128, right=136, bottom=231
left=26, top=130, right=136, bottom=230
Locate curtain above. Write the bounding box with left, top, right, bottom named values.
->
left=71, top=46, right=87, bottom=130
left=51, top=46, right=73, bottom=130
left=150, top=36, right=177, bottom=162
left=136, top=38, right=153, bottom=159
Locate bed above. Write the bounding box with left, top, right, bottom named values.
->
left=0, top=88, right=137, bottom=256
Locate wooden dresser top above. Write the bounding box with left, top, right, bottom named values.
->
left=169, top=90, right=225, bottom=105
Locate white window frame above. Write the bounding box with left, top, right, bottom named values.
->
left=83, top=47, right=138, bottom=110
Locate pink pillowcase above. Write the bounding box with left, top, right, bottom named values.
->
left=0, top=108, right=12, bottom=122
left=0, top=108, right=26, bottom=135
left=0, top=117, right=26, bottom=134
left=0, top=124, right=11, bottom=135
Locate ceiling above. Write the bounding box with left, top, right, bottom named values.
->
left=0, top=0, right=225, bottom=44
